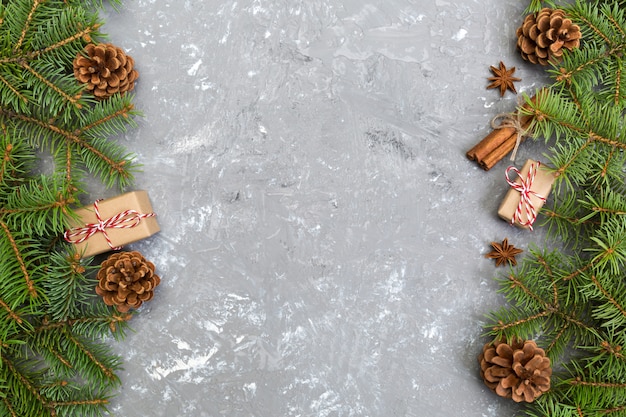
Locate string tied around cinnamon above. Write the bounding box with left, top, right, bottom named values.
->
left=64, top=199, right=156, bottom=250
left=505, top=161, right=546, bottom=230
left=491, top=109, right=530, bottom=163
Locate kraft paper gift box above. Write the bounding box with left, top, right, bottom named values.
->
left=497, top=159, right=556, bottom=229
left=65, top=190, right=160, bottom=258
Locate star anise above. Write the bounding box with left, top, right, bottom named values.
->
left=486, top=238, right=523, bottom=266
left=487, top=61, right=521, bottom=97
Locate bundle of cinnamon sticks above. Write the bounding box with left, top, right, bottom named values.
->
left=467, top=95, right=538, bottom=171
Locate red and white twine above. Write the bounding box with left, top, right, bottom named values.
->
left=64, top=199, right=156, bottom=250
left=505, top=161, right=546, bottom=230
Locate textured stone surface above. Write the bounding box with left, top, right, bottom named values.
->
left=98, top=1, right=552, bottom=415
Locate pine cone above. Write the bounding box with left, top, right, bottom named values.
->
left=96, top=251, right=160, bottom=313
left=478, top=338, right=552, bottom=402
left=516, top=8, right=581, bottom=65
left=73, top=43, right=139, bottom=100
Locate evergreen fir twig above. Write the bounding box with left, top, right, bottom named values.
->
left=482, top=1, right=626, bottom=416
left=0, top=1, right=142, bottom=416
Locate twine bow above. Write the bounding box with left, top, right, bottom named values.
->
left=64, top=199, right=156, bottom=250
left=505, top=161, right=546, bottom=230
left=491, top=110, right=529, bottom=162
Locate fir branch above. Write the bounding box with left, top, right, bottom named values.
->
left=51, top=399, right=111, bottom=417
left=0, top=107, right=137, bottom=188
left=0, top=397, right=18, bottom=417
left=28, top=21, right=102, bottom=60
left=34, top=307, right=132, bottom=343
left=561, top=259, right=593, bottom=282
left=0, top=141, right=12, bottom=185
left=46, top=345, right=73, bottom=370
left=21, top=61, right=82, bottom=109
left=585, top=217, right=626, bottom=275
left=585, top=274, right=626, bottom=330
left=0, top=0, right=103, bottom=117
left=2, top=354, right=52, bottom=417
left=0, top=220, right=38, bottom=299
left=578, top=333, right=626, bottom=382
left=0, top=133, right=35, bottom=187
left=486, top=249, right=600, bottom=360
left=0, top=296, right=24, bottom=326
left=76, top=99, right=137, bottom=137
left=0, top=73, right=27, bottom=105
left=0, top=1, right=143, bottom=413
left=529, top=95, right=626, bottom=186
left=13, top=0, right=43, bottom=54
left=41, top=251, right=95, bottom=321
left=569, top=377, right=626, bottom=388
left=482, top=3, right=626, bottom=416
left=0, top=176, right=75, bottom=237
left=60, top=327, right=120, bottom=386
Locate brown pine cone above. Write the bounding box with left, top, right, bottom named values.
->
left=478, top=338, right=552, bottom=402
left=96, top=251, right=160, bottom=313
left=516, top=8, right=581, bottom=65
left=73, top=43, right=139, bottom=100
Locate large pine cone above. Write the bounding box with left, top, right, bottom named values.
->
left=96, top=251, right=160, bottom=312
left=478, top=338, right=552, bottom=402
left=516, top=8, right=581, bottom=65
left=73, top=43, right=139, bottom=100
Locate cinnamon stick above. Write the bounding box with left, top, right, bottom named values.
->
left=466, top=126, right=515, bottom=162
left=479, top=115, right=533, bottom=171
left=479, top=133, right=519, bottom=170
left=467, top=94, right=539, bottom=170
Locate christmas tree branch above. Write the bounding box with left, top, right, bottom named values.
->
left=76, top=103, right=135, bottom=136
left=591, top=206, right=626, bottom=215
left=482, top=2, right=626, bottom=415
left=13, top=0, right=43, bottom=53
left=599, top=339, right=624, bottom=360
left=0, top=193, right=73, bottom=216
left=0, top=74, right=27, bottom=104
left=0, top=296, right=24, bottom=325
left=0, top=178, right=75, bottom=237
left=34, top=308, right=131, bottom=342
left=64, top=143, right=73, bottom=184
left=29, top=22, right=101, bottom=59
left=561, top=260, right=593, bottom=281
left=591, top=275, right=626, bottom=317
left=0, top=108, right=134, bottom=186
left=492, top=310, right=551, bottom=333
left=0, top=220, right=37, bottom=299
left=47, top=345, right=73, bottom=370
left=61, top=328, right=117, bottom=383
left=545, top=323, right=570, bottom=355
left=21, top=61, right=81, bottom=109
left=42, top=252, right=96, bottom=321
left=569, top=377, right=626, bottom=388
left=2, top=354, right=52, bottom=416
left=0, top=142, right=13, bottom=184
left=1, top=397, right=18, bottom=417
left=49, top=398, right=109, bottom=408
left=0, top=109, right=110, bottom=164
left=0, top=1, right=143, bottom=413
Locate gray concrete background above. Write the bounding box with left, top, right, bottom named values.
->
left=95, top=1, right=554, bottom=416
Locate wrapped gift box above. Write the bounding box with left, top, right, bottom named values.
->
left=498, top=159, right=556, bottom=229
left=65, top=190, right=160, bottom=258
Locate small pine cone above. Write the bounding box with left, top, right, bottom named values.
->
left=478, top=338, right=552, bottom=403
left=73, top=43, right=139, bottom=100
left=96, top=251, right=160, bottom=313
left=516, top=8, right=581, bottom=65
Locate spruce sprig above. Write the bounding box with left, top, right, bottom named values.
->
left=0, top=1, right=140, bottom=416
left=483, top=1, right=626, bottom=416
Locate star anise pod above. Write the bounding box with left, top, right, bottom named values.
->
left=487, top=61, right=521, bottom=97
left=486, top=238, right=523, bottom=266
